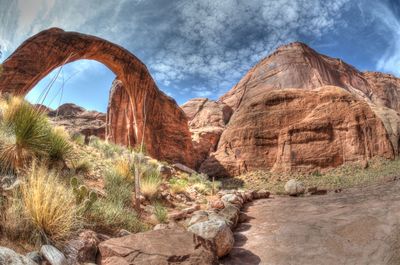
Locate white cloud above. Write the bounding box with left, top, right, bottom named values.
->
left=363, top=1, right=400, bottom=75
left=0, top=0, right=351, bottom=101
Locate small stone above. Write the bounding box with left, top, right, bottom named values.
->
left=210, top=199, right=225, bottom=210
left=221, top=194, right=243, bottom=208
left=64, top=230, right=100, bottom=264
left=256, top=189, right=270, bottom=199
left=284, top=179, right=305, bottom=196
left=116, top=229, right=131, bottom=237
left=40, top=245, right=68, bottom=265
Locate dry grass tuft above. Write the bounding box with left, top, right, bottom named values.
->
left=21, top=164, right=79, bottom=243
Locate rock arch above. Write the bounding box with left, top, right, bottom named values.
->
left=0, top=28, right=195, bottom=167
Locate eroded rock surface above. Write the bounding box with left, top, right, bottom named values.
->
left=181, top=98, right=232, bottom=166
left=221, top=180, right=400, bottom=265
left=97, top=228, right=218, bottom=265
left=195, top=42, right=400, bottom=176
left=201, top=86, right=394, bottom=176
left=48, top=103, right=106, bottom=139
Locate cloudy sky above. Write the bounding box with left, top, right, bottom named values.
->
left=0, top=0, right=399, bottom=112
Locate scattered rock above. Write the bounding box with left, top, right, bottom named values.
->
left=0, top=247, right=37, bottom=265
left=284, top=179, right=305, bottom=196
left=98, top=228, right=218, bottom=265
left=188, top=219, right=234, bottom=257
left=116, top=229, right=131, bottom=237
left=173, top=163, right=197, bottom=175
left=168, top=204, right=200, bottom=221
left=187, top=210, right=210, bottom=227
left=210, top=199, right=225, bottom=210
left=256, top=189, right=270, bottom=199
left=40, top=245, right=67, bottom=265
left=158, top=164, right=174, bottom=179
left=218, top=204, right=240, bottom=229
left=221, top=193, right=243, bottom=208
left=64, top=230, right=100, bottom=264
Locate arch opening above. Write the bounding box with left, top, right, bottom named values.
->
left=0, top=28, right=196, bottom=167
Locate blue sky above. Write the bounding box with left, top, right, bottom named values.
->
left=0, top=0, right=399, bottom=112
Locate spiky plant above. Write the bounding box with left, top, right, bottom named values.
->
left=141, top=170, right=162, bottom=200
left=21, top=163, right=79, bottom=243
left=47, top=126, right=73, bottom=167
left=0, top=97, right=50, bottom=174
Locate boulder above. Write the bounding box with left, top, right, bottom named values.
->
left=97, top=228, right=218, bottom=265
left=63, top=230, right=100, bottom=264
left=284, top=179, right=306, bottom=196
left=218, top=204, right=240, bottom=229
left=187, top=210, right=210, bottom=227
left=0, top=247, right=37, bottom=265
left=40, top=245, right=67, bottom=265
left=221, top=194, right=243, bottom=208
left=188, top=220, right=234, bottom=257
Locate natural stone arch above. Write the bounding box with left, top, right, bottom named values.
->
left=0, top=28, right=195, bottom=167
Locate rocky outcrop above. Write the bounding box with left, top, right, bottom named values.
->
left=48, top=103, right=106, bottom=139
left=97, top=228, right=218, bottom=265
left=195, top=42, right=400, bottom=177
left=201, top=86, right=394, bottom=176
left=181, top=98, right=233, bottom=166
left=0, top=28, right=195, bottom=167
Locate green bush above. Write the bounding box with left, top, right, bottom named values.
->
left=104, top=170, right=133, bottom=206
left=87, top=200, right=147, bottom=233
left=0, top=97, right=51, bottom=174
left=153, top=202, right=167, bottom=223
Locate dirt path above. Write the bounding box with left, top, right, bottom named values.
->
left=221, top=180, right=400, bottom=265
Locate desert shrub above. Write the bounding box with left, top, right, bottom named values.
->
left=71, top=132, right=85, bottom=145
left=169, top=178, right=189, bottom=194
left=47, top=126, right=73, bottom=166
left=21, top=164, right=80, bottom=243
left=141, top=169, right=162, bottom=200
left=1, top=193, right=34, bottom=241
left=113, top=159, right=133, bottom=182
left=104, top=170, right=133, bottom=206
left=87, top=200, right=147, bottom=233
left=73, top=158, right=92, bottom=175
left=0, top=97, right=51, bottom=174
left=153, top=202, right=167, bottom=224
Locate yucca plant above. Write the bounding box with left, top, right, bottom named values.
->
left=0, top=97, right=50, bottom=174
left=47, top=126, right=73, bottom=167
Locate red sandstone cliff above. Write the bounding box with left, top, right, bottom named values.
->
left=182, top=42, right=400, bottom=177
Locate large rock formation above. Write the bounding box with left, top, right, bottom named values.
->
left=181, top=98, right=232, bottom=166
left=0, top=28, right=195, bottom=167
left=48, top=103, right=107, bottom=139
left=192, top=42, right=400, bottom=177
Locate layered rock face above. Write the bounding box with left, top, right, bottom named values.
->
left=193, top=42, right=400, bottom=176
left=181, top=98, right=232, bottom=166
left=47, top=103, right=106, bottom=139
left=0, top=28, right=195, bottom=167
